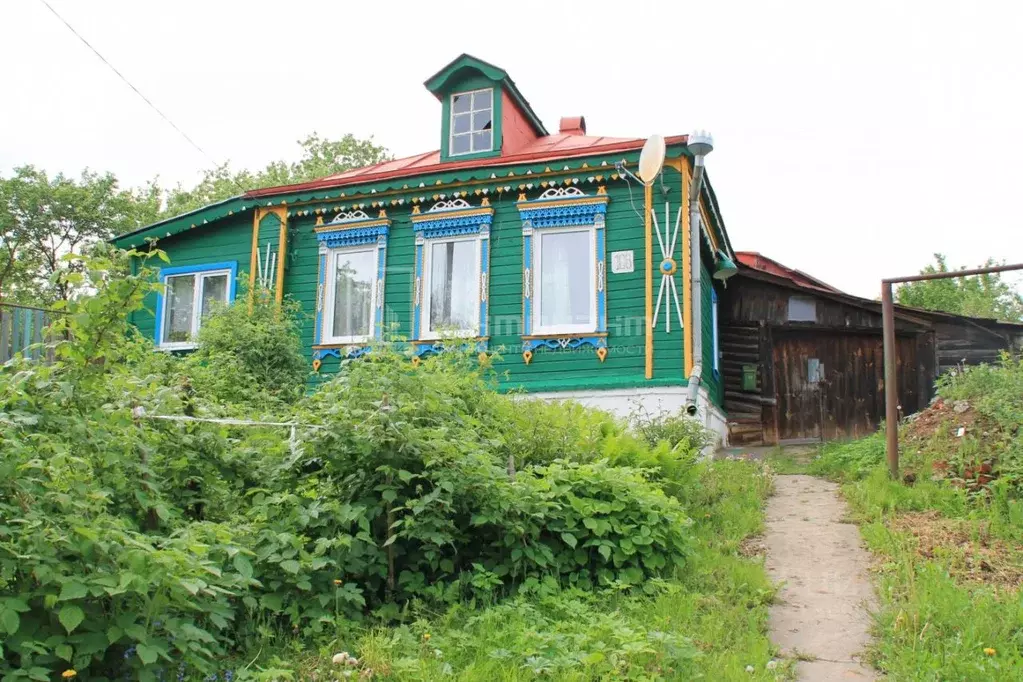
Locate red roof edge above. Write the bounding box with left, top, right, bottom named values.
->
left=247, top=134, right=689, bottom=198
left=736, top=251, right=843, bottom=293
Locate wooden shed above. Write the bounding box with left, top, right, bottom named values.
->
left=721, top=253, right=1023, bottom=446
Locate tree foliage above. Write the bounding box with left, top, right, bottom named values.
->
left=0, top=166, right=160, bottom=305
left=1, top=133, right=390, bottom=306
left=162, top=133, right=390, bottom=216
left=896, top=253, right=1023, bottom=322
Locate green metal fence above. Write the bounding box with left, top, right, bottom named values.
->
left=0, top=303, right=58, bottom=363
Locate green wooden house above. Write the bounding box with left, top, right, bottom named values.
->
left=113, top=55, right=737, bottom=444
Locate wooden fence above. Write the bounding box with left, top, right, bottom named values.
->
left=0, top=303, right=58, bottom=363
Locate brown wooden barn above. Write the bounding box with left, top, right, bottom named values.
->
left=720, top=253, right=1023, bottom=446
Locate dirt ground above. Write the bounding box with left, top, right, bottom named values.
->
left=765, top=475, right=878, bottom=681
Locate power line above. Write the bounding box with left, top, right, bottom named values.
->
left=36, top=0, right=216, bottom=167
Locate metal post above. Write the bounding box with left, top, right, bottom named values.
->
left=879, top=261, right=1023, bottom=484
left=881, top=281, right=899, bottom=480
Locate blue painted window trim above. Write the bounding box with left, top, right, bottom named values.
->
left=410, top=205, right=493, bottom=344
left=154, top=261, right=238, bottom=346
left=517, top=191, right=609, bottom=346
left=313, top=215, right=390, bottom=364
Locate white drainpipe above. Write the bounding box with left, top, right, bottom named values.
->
left=684, top=132, right=713, bottom=416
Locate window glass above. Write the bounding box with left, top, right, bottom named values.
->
left=332, top=250, right=375, bottom=340
left=163, top=275, right=195, bottom=343
left=538, top=230, right=593, bottom=328
left=452, top=93, right=471, bottom=114
left=428, top=240, right=477, bottom=333
left=449, top=88, right=494, bottom=155
left=200, top=274, right=229, bottom=318
left=787, top=296, right=817, bottom=322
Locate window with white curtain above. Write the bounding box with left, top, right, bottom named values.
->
left=534, top=226, right=596, bottom=334
left=422, top=236, right=480, bottom=337
left=159, top=268, right=231, bottom=348
left=324, top=247, right=377, bottom=344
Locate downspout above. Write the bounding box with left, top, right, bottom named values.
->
left=684, top=131, right=714, bottom=416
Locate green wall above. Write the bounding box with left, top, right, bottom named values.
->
left=133, top=161, right=725, bottom=403
left=131, top=214, right=254, bottom=343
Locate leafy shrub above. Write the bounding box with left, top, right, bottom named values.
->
left=0, top=262, right=698, bottom=679
left=185, top=286, right=308, bottom=408
left=631, top=405, right=711, bottom=453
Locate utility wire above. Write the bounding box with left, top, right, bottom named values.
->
left=36, top=0, right=216, bottom=167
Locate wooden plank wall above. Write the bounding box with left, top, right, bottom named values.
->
left=933, top=321, right=1023, bottom=375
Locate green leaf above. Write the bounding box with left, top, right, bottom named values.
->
left=28, top=667, right=50, bottom=681
left=1, top=608, right=20, bottom=635
left=55, top=643, right=73, bottom=661
left=233, top=554, right=253, bottom=579
left=279, top=560, right=301, bottom=574
left=136, top=643, right=158, bottom=665
left=59, top=581, right=89, bottom=601
left=560, top=532, right=578, bottom=548
left=397, top=469, right=414, bottom=483
left=107, top=625, right=124, bottom=644
left=58, top=605, right=84, bottom=634
left=381, top=489, right=398, bottom=503
left=597, top=545, right=611, bottom=562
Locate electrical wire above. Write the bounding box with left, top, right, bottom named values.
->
left=36, top=0, right=217, bottom=168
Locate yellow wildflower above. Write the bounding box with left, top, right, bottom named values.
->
left=62, top=672, right=77, bottom=679
left=423, top=633, right=431, bottom=641
left=334, top=579, right=344, bottom=586
left=984, top=647, right=996, bottom=656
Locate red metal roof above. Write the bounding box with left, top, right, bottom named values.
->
left=736, top=252, right=842, bottom=293
left=246, top=133, right=688, bottom=198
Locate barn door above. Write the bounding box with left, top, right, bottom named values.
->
left=773, top=336, right=826, bottom=442
left=773, top=331, right=921, bottom=442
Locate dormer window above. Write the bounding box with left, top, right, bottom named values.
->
left=450, top=88, right=493, bottom=155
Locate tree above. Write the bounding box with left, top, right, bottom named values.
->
left=2, top=132, right=389, bottom=305
left=0, top=166, right=160, bottom=305
left=163, top=132, right=390, bottom=216
left=896, top=253, right=1023, bottom=322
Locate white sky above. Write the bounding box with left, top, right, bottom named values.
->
left=2, top=0, right=1021, bottom=298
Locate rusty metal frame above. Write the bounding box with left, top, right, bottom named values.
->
left=881, top=262, right=1023, bottom=480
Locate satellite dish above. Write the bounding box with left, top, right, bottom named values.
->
left=637, top=134, right=666, bottom=186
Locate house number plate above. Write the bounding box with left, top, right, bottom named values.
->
left=611, top=250, right=634, bottom=274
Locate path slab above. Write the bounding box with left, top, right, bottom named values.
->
left=765, top=475, right=878, bottom=681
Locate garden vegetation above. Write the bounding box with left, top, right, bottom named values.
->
left=809, top=356, right=1023, bottom=680
left=0, top=252, right=780, bottom=681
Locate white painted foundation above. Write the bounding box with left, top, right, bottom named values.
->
left=524, top=385, right=729, bottom=452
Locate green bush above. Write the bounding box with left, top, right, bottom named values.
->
left=0, top=259, right=702, bottom=680
left=185, top=286, right=308, bottom=408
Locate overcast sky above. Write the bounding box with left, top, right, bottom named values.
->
left=3, top=0, right=1021, bottom=297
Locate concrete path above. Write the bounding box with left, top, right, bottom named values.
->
left=765, top=475, right=878, bottom=681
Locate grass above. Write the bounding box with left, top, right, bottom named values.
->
left=762, top=445, right=814, bottom=475
left=810, top=397, right=1023, bottom=678
left=229, top=460, right=791, bottom=681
